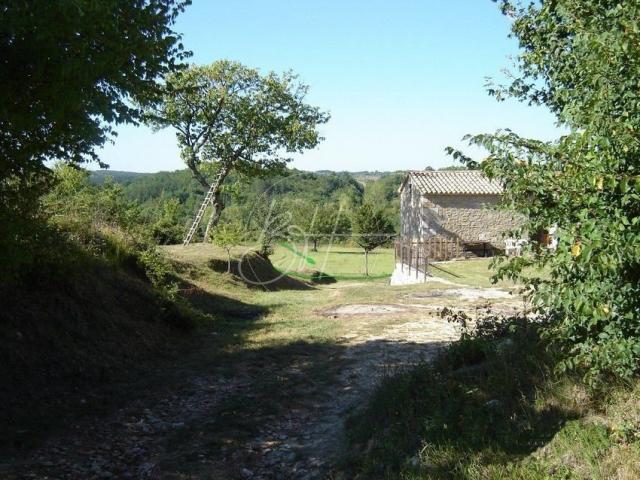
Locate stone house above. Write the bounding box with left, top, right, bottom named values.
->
left=398, top=170, right=522, bottom=254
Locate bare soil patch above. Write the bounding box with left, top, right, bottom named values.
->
left=320, top=303, right=410, bottom=317
left=406, top=287, right=514, bottom=301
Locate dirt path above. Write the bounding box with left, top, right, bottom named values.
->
left=4, top=284, right=520, bottom=480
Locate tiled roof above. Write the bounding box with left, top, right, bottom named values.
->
left=401, top=170, right=503, bottom=195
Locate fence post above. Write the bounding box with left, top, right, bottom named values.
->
left=423, top=241, right=428, bottom=282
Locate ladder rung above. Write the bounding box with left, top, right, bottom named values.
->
left=183, top=178, right=219, bottom=246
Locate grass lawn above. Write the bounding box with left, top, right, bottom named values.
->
left=162, top=243, right=434, bottom=347
left=166, top=243, right=523, bottom=286
left=270, top=243, right=395, bottom=279
left=429, top=258, right=508, bottom=288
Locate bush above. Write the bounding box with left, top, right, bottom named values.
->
left=35, top=165, right=179, bottom=296
left=448, top=1, right=640, bottom=384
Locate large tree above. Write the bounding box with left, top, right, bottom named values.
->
left=147, top=60, right=330, bottom=240
left=0, top=0, right=190, bottom=178
left=449, top=0, right=640, bottom=383
left=0, top=0, right=189, bottom=281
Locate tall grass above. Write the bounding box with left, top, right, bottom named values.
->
left=342, top=313, right=640, bottom=479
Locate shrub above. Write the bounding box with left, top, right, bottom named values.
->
left=448, top=1, right=640, bottom=384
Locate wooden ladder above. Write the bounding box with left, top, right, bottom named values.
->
left=183, top=182, right=216, bottom=246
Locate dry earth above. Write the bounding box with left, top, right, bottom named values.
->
left=4, top=283, right=521, bottom=480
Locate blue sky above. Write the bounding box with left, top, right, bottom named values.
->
left=97, top=0, right=560, bottom=173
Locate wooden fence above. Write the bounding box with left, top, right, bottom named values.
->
left=423, top=237, right=463, bottom=261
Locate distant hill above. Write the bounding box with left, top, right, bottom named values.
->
left=89, top=170, right=153, bottom=185
left=315, top=170, right=405, bottom=183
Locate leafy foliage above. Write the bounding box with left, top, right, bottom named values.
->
left=151, top=198, right=185, bottom=244
left=1, top=0, right=189, bottom=176
left=352, top=203, right=395, bottom=275
left=90, top=168, right=371, bottom=243
left=292, top=202, right=351, bottom=251
left=0, top=172, right=52, bottom=284
left=210, top=222, right=245, bottom=272
left=43, top=165, right=176, bottom=293
left=0, top=0, right=189, bottom=282
left=449, top=0, right=640, bottom=383
left=249, top=199, right=294, bottom=258
left=362, top=172, right=404, bottom=231
left=146, top=60, right=330, bottom=235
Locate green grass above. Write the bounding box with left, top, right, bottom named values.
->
left=428, top=258, right=513, bottom=288
left=168, top=242, right=534, bottom=287
left=162, top=243, right=443, bottom=347
left=270, top=243, right=396, bottom=279
left=342, top=316, right=640, bottom=480
left=12, top=238, right=637, bottom=478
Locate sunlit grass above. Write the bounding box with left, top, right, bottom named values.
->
left=270, top=243, right=396, bottom=278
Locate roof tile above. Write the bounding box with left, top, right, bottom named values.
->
left=405, top=170, right=502, bottom=195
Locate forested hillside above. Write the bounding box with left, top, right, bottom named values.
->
left=89, top=168, right=406, bottom=244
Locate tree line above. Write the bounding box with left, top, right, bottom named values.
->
left=90, top=168, right=403, bottom=248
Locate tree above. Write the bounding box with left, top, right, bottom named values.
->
left=448, top=0, right=640, bottom=383
left=295, top=202, right=351, bottom=251
left=151, top=197, right=184, bottom=245
left=1, top=0, right=190, bottom=178
left=250, top=198, right=294, bottom=258
left=352, top=204, right=395, bottom=276
left=211, top=222, right=245, bottom=273
left=146, top=60, right=330, bottom=240
left=0, top=0, right=189, bottom=282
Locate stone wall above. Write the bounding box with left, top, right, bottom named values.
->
left=421, top=194, right=523, bottom=248
left=400, top=180, right=424, bottom=241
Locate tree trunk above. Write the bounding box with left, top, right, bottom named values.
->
left=312, top=238, right=318, bottom=252
left=202, top=162, right=232, bottom=242
left=226, top=249, right=232, bottom=273
left=204, top=197, right=224, bottom=241
left=364, top=250, right=369, bottom=276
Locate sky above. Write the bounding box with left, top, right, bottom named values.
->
left=96, top=0, right=561, bottom=173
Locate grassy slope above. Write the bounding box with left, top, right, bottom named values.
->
left=343, top=317, right=640, bottom=478
left=174, top=244, right=640, bottom=479
left=6, top=238, right=638, bottom=478
left=162, top=243, right=431, bottom=347
left=0, top=256, right=195, bottom=453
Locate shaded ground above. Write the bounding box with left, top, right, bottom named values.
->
left=2, top=246, right=522, bottom=479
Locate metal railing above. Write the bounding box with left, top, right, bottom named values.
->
left=394, top=237, right=464, bottom=282
left=394, top=240, right=429, bottom=281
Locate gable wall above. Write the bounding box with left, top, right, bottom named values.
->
left=400, top=179, right=424, bottom=241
